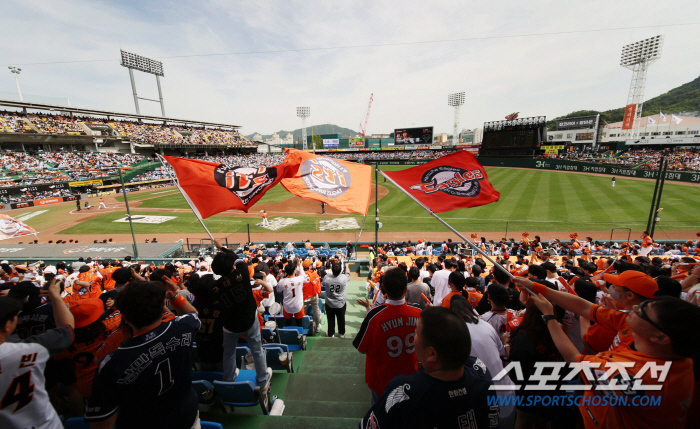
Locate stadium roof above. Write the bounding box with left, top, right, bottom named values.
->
left=0, top=99, right=240, bottom=129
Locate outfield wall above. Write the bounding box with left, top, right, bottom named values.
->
left=365, top=158, right=700, bottom=184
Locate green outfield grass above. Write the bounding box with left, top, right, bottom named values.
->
left=58, top=167, right=700, bottom=235
left=115, top=185, right=294, bottom=208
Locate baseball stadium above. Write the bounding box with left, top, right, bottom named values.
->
left=2, top=4, right=700, bottom=429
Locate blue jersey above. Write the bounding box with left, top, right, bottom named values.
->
left=85, top=313, right=201, bottom=429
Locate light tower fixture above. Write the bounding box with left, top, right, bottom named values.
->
left=120, top=50, right=166, bottom=116
left=620, top=35, right=663, bottom=139
left=296, top=106, right=310, bottom=151
left=448, top=92, right=465, bottom=145
left=8, top=66, right=23, bottom=101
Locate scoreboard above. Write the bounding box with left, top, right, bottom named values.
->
left=482, top=129, right=538, bottom=149
left=480, top=116, right=546, bottom=155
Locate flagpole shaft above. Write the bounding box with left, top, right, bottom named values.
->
left=158, top=155, right=215, bottom=242
left=377, top=169, right=514, bottom=280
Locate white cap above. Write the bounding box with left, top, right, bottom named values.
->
left=44, top=266, right=57, bottom=275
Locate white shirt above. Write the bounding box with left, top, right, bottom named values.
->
left=262, top=274, right=277, bottom=307
left=431, top=269, right=452, bottom=306
left=276, top=275, right=304, bottom=314
left=419, top=269, right=430, bottom=283
left=466, top=320, right=515, bottom=417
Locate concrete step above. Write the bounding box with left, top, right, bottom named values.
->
left=283, top=373, right=368, bottom=402
left=299, top=350, right=365, bottom=368
left=280, top=400, right=368, bottom=418
left=296, top=365, right=364, bottom=375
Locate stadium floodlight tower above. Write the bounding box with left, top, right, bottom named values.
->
left=120, top=50, right=166, bottom=116
left=8, top=67, right=23, bottom=101
left=620, top=35, right=663, bottom=138
left=296, top=106, right=310, bottom=151
left=448, top=92, right=465, bottom=145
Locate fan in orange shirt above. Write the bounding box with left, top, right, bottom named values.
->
left=440, top=272, right=471, bottom=309
left=100, top=260, right=119, bottom=291
left=64, top=265, right=103, bottom=308
left=515, top=277, right=697, bottom=429
left=640, top=231, right=654, bottom=257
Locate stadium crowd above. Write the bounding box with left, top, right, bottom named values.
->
left=0, top=233, right=699, bottom=428
left=128, top=165, right=173, bottom=183
left=559, top=148, right=700, bottom=172
left=0, top=111, right=246, bottom=146
left=27, top=113, right=86, bottom=135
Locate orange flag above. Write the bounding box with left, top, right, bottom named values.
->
left=280, top=149, right=372, bottom=214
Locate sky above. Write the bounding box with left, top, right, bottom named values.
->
left=1, top=1, right=699, bottom=136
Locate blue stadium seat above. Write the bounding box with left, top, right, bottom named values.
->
left=261, top=328, right=276, bottom=343
left=277, top=328, right=306, bottom=351
left=192, top=380, right=217, bottom=412
left=300, top=316, right=314, bottom=336
left=236, top=346, right=251, bottom=369
left=64, top=417, right=91, bottom=429
left=201, top=422, right=224, bottom=429
left=192, top=371, right=223, bottom=384
left=274, top=315, right=287, bottom=328
left=213, top=369, right=271, bottom=414
left=320, top=290, right=326, bottom=299
left=262, top=343, right=294, bottom=373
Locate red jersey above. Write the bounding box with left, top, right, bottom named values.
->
left=352, top=300, right=422, bottom=395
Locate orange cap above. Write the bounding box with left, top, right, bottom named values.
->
left=70, top=298, right=104, bottom=328
left=302, top=259, right=312, bottom=269
left=603, top=271, right=658, bottom=298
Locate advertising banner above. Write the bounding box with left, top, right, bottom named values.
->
left=69, top=179, right=103, bottom=187
left=0, top=214, right=37, bottom=241
left=9, top=195, right=79, bottom=210
left=556, top=116, right=597, bottom=129
left=322, top=139, right=340, bottom=148
left=394, top=127, right=433, bottom=145
left=349, top=138, right=365, bottom=147
left=477, top=157, right=700, bottom=183
left=622, top=105, right=636, bottom=130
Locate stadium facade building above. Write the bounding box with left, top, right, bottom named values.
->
left=601, top=114, right=700, bottom=147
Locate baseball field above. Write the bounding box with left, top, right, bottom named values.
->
left=4, top=166, right=699, bottom=245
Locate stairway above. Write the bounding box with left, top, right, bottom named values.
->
left=201, top=281, right=371, bottom=429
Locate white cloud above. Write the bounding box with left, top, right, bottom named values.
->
left=1, top=0, right=699, bottom=135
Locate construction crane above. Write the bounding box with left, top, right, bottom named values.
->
left=359, top=93, right=373, bottom=137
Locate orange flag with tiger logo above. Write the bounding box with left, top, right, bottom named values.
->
left=162, top=155, right=295, bottom=218
left=280, top=149, right=372, bottom=214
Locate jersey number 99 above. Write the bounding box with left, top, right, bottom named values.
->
left=386, top=333, right=416, bottom=358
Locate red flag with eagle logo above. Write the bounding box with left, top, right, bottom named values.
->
left=280, top=149, right=372, bottom=214
left=382, top=151, right=500, bottom=213
left=161, top=155, right=294, bottom=218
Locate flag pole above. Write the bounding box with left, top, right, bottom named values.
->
left=158, top=154, right=215, bottom=242
left=377, top=169, right=515, bottom=280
